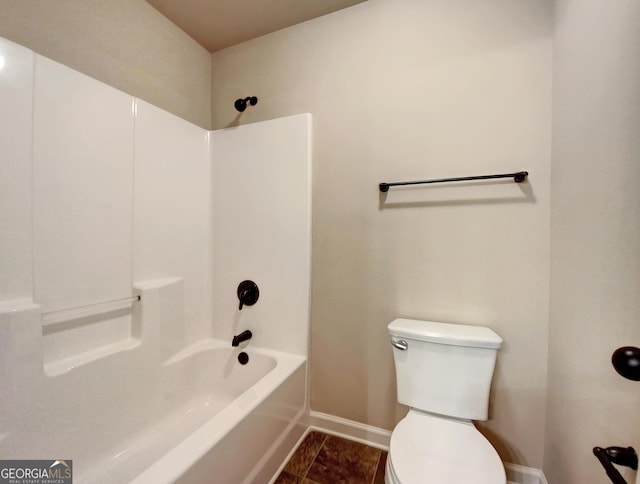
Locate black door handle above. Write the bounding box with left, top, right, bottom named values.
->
left=593, top=446, right=638, bottom=484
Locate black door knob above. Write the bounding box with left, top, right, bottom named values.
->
left=612, top=346, right=640, bottom=381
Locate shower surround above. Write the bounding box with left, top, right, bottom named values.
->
left=0, top=36, right=311, bottom=483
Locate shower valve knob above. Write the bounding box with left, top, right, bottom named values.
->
left=237, top=280, right=259, bottom=310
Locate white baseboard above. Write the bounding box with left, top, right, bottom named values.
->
left=308, top=411, right=548, bottom=484
left=504, top=463, right=549, bottom=484
left=309, top=410, right=391, bottom=450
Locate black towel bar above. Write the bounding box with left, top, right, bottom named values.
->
left=379, top=171, right=528, bottom=192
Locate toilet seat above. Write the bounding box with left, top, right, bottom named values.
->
left=388, top=410, right=506, bottom=484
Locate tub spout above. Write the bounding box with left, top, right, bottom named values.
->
left=232, top=330, right=252, bottom=347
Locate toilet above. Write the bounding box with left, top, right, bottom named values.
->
left=386, top=318, right=506, bottom=484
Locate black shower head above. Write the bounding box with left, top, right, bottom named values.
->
left=234, top=96, right=258, bottom=112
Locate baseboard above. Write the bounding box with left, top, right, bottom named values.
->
left=309, top=411, right=391, bottom=450
left=308, top=411, right=548, bottom=484
left=504, top=463, right=549, bottom=484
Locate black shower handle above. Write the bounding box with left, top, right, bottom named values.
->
left=237, top=280, right=259, bottom=310
left=239, top=288, right=251, bottom=310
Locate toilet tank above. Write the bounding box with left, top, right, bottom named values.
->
left=388, top=318, right=502, bottom=421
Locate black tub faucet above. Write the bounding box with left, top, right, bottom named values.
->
left=232, top=330, right=252, bottom=347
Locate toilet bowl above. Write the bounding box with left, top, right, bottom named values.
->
left=385, top=410, right=505, bottom=484
left=387, top=318, right=506, bottom=484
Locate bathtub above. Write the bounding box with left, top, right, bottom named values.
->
left=0, top=296, right=307, bottom=484
left=86, top=341, right=307, bottom=484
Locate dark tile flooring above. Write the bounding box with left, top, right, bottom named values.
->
left=275, top=430, right=387, bottom=484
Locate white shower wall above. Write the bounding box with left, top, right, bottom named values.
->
left=210, top=116, right=312, bottom=356
left=0, top=34, right=311, bottom=375
left=0, top=37, right=34, bottom=302
left=133, top=100, right=212, bottom=345
left=33, top=55, right=135, bottom=315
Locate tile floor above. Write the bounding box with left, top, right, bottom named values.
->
left=274, top=430, right=387, bottom=484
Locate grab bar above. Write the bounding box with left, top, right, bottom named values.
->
left=379, top=171, right=528, bottom=192
left=42, top=295, right=141, bottom=325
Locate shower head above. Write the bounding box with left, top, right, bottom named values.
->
left=234, top=96, right=258, bottom=112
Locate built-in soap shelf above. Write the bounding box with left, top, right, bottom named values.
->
left=1, top=279, right=186, bottom=377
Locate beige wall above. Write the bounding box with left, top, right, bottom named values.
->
left=546, top=0, right=640, bottom=482
left=14, top=0, right=640, bottom=478
left=0, top=0, right=212, bottom=128
left=212, top=0, right=552, bottom=468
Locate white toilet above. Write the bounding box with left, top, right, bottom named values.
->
left=386, top=318, right=506, bottom=484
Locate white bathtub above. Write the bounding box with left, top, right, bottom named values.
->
left=86, top=341, right=307, bottom=484
left=1, top=277, right=308, bottom=484
left=0, top=296, right=307, bottom=484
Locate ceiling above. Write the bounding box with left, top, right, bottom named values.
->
left=145, top=0, right=367, bottom=52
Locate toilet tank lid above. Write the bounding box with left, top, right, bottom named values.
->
left=387, top=318, right=502, bottom=349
